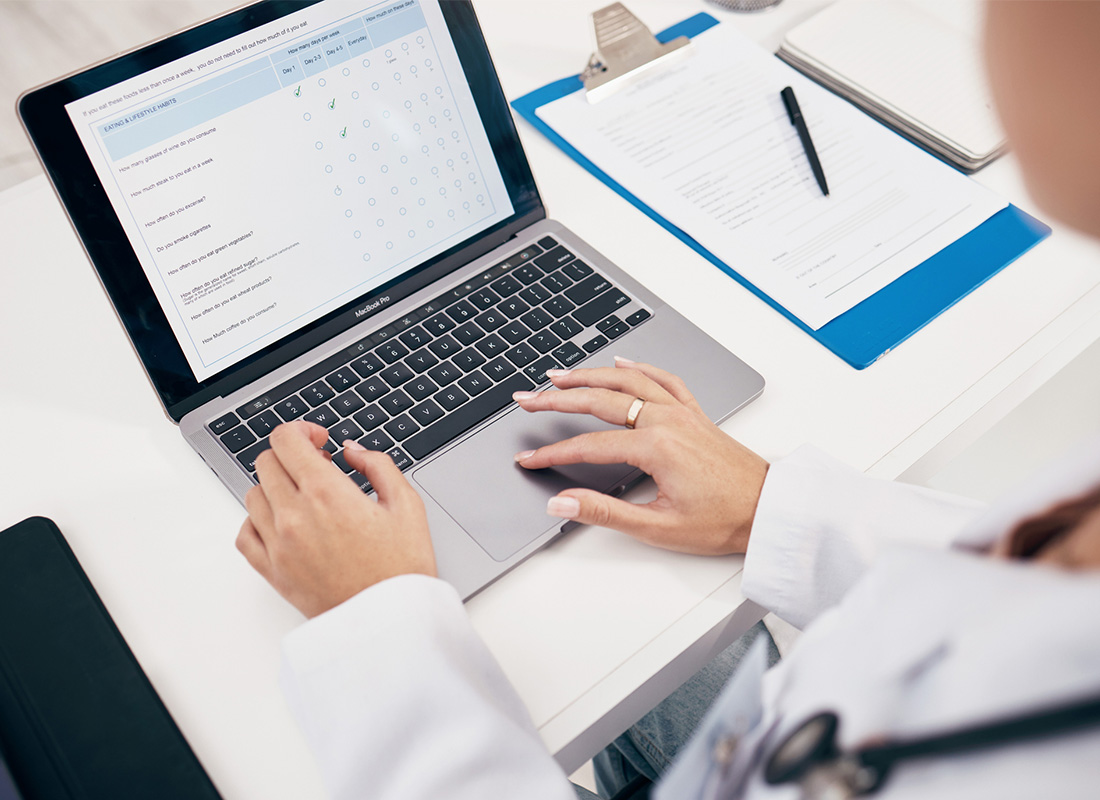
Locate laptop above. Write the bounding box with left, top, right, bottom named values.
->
left=18, top=0, right=764, bottom=598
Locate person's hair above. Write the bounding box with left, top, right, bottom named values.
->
left=1004, top=484, right=1100, bottom=559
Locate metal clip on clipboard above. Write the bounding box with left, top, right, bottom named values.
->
left=580, top=3, right=693, bottom=103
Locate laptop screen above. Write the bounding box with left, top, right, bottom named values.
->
left=21, top=0, right=542, bottom=420
left=0, top=751, right=21, bottom=800
left=63, top=0, right=515, bottom=384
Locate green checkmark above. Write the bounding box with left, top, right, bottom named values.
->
left=329, top=98, right=336, bottom=110
left=340, top=127, right=347, bottom=138
left=294, top=85, right=301, bottom=97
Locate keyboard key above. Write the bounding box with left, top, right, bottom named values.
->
left=574, top=289, right=631, bottom=327
left=275, top=395, right=310, bottom=421
left=380, top=363, right=415, bottom=387
left=347, top=470, right=373, bottom=494
left=350, top=353, right=384, bottom=379
left=353, top=404, right=388, bottom=431
left=544, top=296, right=576, bottom=318
left=537, top=235, right=558, bottom=250
left=597, top=315, right=622, bottom=333
left=499, top=297, right=531, bottom=319
left=540, top=271, right=573, bottom=293
left=387, top=447, right=413, bottom=471
left=626, top=309, right=651, bottom=326
left=248, top=410, right=282, bottom=437
left=474, top=308, right=507, bottom=332
left=326, top=368, right=360, bottom=392
left=445, top=300, right=477, bottom=324
left=582, top=334, right=609, bottom=353
left=499, top=321, right=532, bottom=345
left=427, top=360, right=461, bottom=386
left=475, top=333, right=508, bottom=358
left=552, top=342, right=586, bottom=367
left=458, top=370, right=492, bottom=397
left=359, top=429, right=395, bottom=452
left=489, top=274, right=522, bottom=297
left=434, top=385, right=470, bottom=411
left=399, top=325, right=432, bottom=349
left=209, top=412, right=239, bottom=435
left=328, top=419, right=365, bottom=444
left=332, top=450, right=356, bottom=474
left=534, top=245, right=576, bottom=271
left=380, top=389, right=414, bottom=415
left=484, top=356, right=517, bottom=381
left=523, top=355, right=561, bottom=384
left=505, top=343, right=539, bottom=367
left=605, top=320, right=630, bottom=339
left=565, top=274, right=612, bottom=306
left=520, top=308, right=553, bottom=331
left=236, top=437, right=271, bottom=471
left=469, top=288, right=501, bottom=310
left=528, top=330, right=563, bottom=354
left=404, top=348, right=440, bottom=373
left=452, top=321, right=485, bottom=346
left=376, top=341, right=409, bottom=364
left=356, top=376, right=389, bottom=402
left=410, top=399, right=445, bottom=426
left=423, top=312, right=457, bottom=335
left=220, top=426, right=256, bottom=454
left=404, top=374, right=534, bottom=460
left=384, top=414, right=420, bottom=441
left=518, top=284, right=551, bottom=305
left=428, top=334, right=461, bottom=359
left=513, top=264, right=544, bottom=285
left=561, top=259, right=594, bottom=281
left=332, top=391, right=366, bottom=416
left=453, top=347, right=487, bottom=372
left=405, top=377, right=439, bottom=401
left=322, top=438, right=338, bottom=454
left=302, top=380, right=338, bottom=406
left=550, top=317, right=583, bottom=339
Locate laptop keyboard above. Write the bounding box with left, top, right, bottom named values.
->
left=206, top=236, right=652, bottom=493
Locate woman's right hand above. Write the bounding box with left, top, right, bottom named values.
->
left=512, top=358, right=768, bottom=555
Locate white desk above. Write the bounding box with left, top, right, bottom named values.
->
left=2, top=1, right=1099, bottom=797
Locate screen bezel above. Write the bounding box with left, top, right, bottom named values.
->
left=19, top=0, right=544, bottom=422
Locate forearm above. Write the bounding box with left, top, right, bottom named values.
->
left=280, top=575, right=575, bottom=800
left=742, top=445, right=986, bottom=629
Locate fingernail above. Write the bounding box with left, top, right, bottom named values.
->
left=343, top=439, right=366, bottom=452
left=512, top=391, right=538, bottom=401
left=546, top=369, right=571, bottom=378
left=514, top=449, right=536, bottom=462
left=614, top=355, right=635, bottom=365
left=547, top=495, right=581, bottom=519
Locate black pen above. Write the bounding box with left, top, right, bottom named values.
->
left=780, top=86, right=829, bottom=197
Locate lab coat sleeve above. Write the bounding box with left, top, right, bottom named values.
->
left=279, top=574, right=576, bottom=800
left=741, top=444, right=985, bottom=630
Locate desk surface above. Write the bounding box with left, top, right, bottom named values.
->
left=3, top=1, right=1100, bottom=797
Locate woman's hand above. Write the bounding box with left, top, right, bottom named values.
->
left=512, top=358, right=768, bottom=555
left=236, top=421, right=435, bottom=618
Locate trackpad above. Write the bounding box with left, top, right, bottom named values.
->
left=412, top=408, right=637, bottom=562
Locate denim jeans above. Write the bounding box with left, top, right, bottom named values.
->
left=571, top=621, right=780, bottom=800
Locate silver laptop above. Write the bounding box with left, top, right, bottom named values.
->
left=19, top=0, right=763, bottom=598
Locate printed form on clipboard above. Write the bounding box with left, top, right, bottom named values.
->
left=534, top=22, right=1007, bottom=331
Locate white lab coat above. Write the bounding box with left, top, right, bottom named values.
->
left=280, top=441, right=1100, bottom=799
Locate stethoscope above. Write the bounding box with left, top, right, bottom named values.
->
left=762, top=693, right=1100, bottom=799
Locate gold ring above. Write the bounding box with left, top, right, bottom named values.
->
left=625, top=397, right=647, bottom=429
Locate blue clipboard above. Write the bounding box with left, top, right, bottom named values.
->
left=511, top=13, right=1051, bottom=369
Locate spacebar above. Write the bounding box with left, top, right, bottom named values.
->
left=404, top=374, right=535, bottom=460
